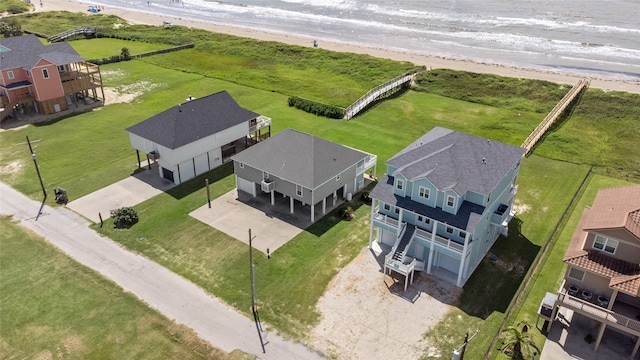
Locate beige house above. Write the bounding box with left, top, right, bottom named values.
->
left=555, top=184, right=640, bottom=357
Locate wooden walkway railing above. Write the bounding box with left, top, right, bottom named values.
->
left=343, top=70, right=420, bottom=120
left=48, top=27, right=96, bottom=43
left=521, top=79, right=589, bottom=155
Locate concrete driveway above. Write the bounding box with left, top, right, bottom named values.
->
left=190, top=189, right=340, bottom=255
left=67, top=168, right=175, bottom=223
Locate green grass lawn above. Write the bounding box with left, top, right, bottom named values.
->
left=0, top=216, right=249, bottom=360
left=70, top=38, right=169, bottom=60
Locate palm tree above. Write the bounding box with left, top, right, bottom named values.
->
left=499, top=321, right=540, bottom=360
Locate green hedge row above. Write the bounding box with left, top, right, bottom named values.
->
left=287, top=96, right=344, bottom=119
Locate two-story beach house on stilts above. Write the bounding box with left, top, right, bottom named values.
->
left=553, top=184, right=640, bottom=357
left=0, top=34, right=104, bottom=122
left=369, top=127, right=525, bottom=289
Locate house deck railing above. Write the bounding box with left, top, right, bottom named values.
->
left=249, top=115, right=272, bottom=133
left=415, top=227, right=465, bottom=254
left=557, top=290, right=640, bottom=336
left=373, top=206, right=400, bottom=228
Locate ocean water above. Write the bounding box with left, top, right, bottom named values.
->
left=93, top=0, right=640, bottom=81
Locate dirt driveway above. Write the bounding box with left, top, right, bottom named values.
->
left=309, top=243, right=462, bottom=360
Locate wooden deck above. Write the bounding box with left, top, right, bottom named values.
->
left=521, top=79, right=589, bottom=155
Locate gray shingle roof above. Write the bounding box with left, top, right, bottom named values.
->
left=0, top=34, right=84, bottom=71
left=126, top=91, right=260, bottom=150
left=387, top=127, right=525, bottom=196
left=231, top=128, right=369, bottom=189
left=371, top=174, right=485, bottom=232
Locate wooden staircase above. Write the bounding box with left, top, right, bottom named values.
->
left=47, top=27, right=96, bottom=43
left=392, top=224, right=415, bottom=261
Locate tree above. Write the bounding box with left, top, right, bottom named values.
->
left=120, top=47, right=131, bottom=59
left=0, top=18, right=23, bottom=37
left=499, top=321, right=540, bottom=360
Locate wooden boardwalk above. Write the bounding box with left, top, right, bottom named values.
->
left=521, top=79, right=589, bottom=155
left=343, top=70, right=420, bottom=119
left=48, top=27, right=96, bottom=43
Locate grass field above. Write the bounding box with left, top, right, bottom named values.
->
left=2, top=13, right=640, bottom=359
left=0, top=216, right=249, bottom=360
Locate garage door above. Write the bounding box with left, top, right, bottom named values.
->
left=237, top=176, right=256, bottom=197
left=438, top=253, right=460, bottom=274
left=381, top=228, right=397, bottom=247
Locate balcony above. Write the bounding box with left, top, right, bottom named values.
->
left=414, top=227, right=465, bottom=254
left=372, top=206, right=399, bottom=229
left=249, top=115, right=272, bottom=133
left=491, top=203, right=511, bottom=226
left=557, top=287, right=640, bottom=337
left=357, top=154, right=377, bottom=175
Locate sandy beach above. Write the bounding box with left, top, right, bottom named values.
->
left=25, top=0, right=639, bottom=94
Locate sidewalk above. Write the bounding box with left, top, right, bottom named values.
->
left=0, top=182, right=324, bottom=360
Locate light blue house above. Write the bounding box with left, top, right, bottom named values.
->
left=369, top=127, right=526, bottom=288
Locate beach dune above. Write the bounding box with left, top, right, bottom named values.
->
left=30, top=0, right=639, bottom=94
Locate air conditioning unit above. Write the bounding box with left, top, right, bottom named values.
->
left=261, top=179, right=275, bottom=192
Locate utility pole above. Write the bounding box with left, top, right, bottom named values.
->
left=27, top=135, right=47, bottom=221
left=249, top=229, right=265, bottom=353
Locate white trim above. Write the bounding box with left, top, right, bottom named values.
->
left=7, top=70, right=14, bottom=79
left=419, top=186, right=430, bottom=200
left=396, top=178, right=404, bottom=191
left=568, top=267, right=585, bottom=282
left=296, top=184, right=303, bottom=197
left=239, top=162, right=244, bottom=168
left=42, top=68, right=50, bottom=79
left=593, top=234, right=618, bottom=255
left=446, top=195, right=455, bottom=208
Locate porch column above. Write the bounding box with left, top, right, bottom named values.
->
left=290, top=196, right=294, bottom=213
left=607, top=290, right=618, bottom=310
left=270, top=190, right=275, bottom=205
left=322, top=197, right=326, bottom=214
left=353, top=177, right=357, bottom=193
left=396, top=209, right=404, bottom=238
left=310, top=203, right=315, bottom=222
left=136, top=150, right=141, bottom=168
left=632, top=336, right=640, bottom=358
left=427, top=220, right=438, bottom=274
left=369, top=200, right=376, bottom=248
left=593, top=322, right=607, bottom=352
left=456, top=231, right=471, bottom=287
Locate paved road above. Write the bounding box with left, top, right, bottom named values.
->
left=0, top=182, right=324, bottom=360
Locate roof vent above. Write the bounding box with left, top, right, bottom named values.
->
left=482, top=157, right=486, bottom=164
left=178, top=104, right=182, bottom=112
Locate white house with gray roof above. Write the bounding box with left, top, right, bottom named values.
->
left=369, top=127, right=525, bottom=288
left=126, top=90, right=271, bottom=184
left=231, top=128, right=377, bottom=222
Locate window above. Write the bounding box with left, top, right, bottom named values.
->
left=296, top=184, right=303, bottom=197
left=446, top=195, right=455, bottom=207
left=593, top=235, right=618, bottom=254
left=57, top=65, right=66, bottom=73
left=239, top=162, right=244, bottom=168
left=383, top=203, right=391, bottom=211
left=459, top=230, right=466, bottom=238
left=396, top=178, right=404, bottom=191
left=7, top=70, right=14, bottom=79
left=425, top=218, right=431, bottom=224
left=446, top=226, right=454, bottom=234
left=394, top=207, right=400, bottom=215
left=42, top=69, right=49, bottom=79
left=419, top=186, right=430, bottom=200
left=568, top=267, right=585, bottom=282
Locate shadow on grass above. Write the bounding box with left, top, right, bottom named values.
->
left=305, top=181, right=376, bottom=238
left=459, top=217, right=540, bottom=319
left=165, top=162, right=234, bottom=200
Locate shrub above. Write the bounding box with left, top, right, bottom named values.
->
left=287, top=96, right=344, bottom=119
left=361, top=190, right=371, bottom=204
left=339, top=205, right=354, bottom=219
left=111, top=207, right=139, bottom=229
